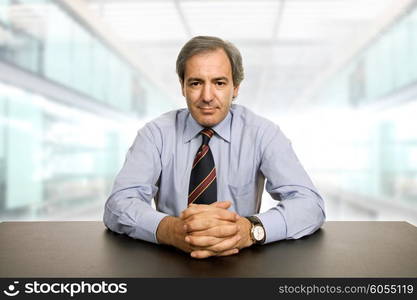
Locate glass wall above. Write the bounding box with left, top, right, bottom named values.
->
left=0, top=0, right=176, bottom=220
left=292, top=6, right=417, bottom=222
left=0, top=82, right=140, bottom=220
left=0, top=0, right=175, bottom=116
left=316, top=7, right=417, bottom=107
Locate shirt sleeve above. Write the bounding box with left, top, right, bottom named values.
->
left=256, top=124, right=326, bottom=244
left=103, top=123, right=168, bottom=244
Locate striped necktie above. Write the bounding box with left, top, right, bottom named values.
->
left=188, top=128, right=217, bottom=205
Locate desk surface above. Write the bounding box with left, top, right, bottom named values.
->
left=0, top=221, right=416, bottom=277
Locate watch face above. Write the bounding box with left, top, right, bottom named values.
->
left=253, top=225, right=265, bottom=241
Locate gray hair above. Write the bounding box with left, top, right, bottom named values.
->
left=176, top=36, right=244, bottom=87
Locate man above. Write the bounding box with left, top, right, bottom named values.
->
left=104, top=36, right=325, bottom=259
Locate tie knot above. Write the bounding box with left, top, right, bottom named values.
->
left=201, top=128, right=214, bottom=145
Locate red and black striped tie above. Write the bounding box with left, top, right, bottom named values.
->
left=188, top=128, right=217, bottom=205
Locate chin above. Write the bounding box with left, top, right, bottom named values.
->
left=199, top=121, right=216, bottom=127
left=197, top=117, right=218, bottom=127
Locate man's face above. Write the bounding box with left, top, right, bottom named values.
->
left=181, top=49, right=239, bottom=127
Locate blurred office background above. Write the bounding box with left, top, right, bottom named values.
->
left=0, top=0, right=416, bottom=225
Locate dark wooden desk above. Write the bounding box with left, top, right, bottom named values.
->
left=0, top=221, right=416, bottom=277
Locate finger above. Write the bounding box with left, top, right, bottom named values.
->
left=190, top=248, right=239, bottom=259
left=188, top=224, right=239, bottom=238
left=185, top=218, right=234, bottom=232
left=181, top=201, right=232, bottom=218
left=187, top=201, right=230, bottom=208
left=183, top=209, right=238, bottom=224
left=181, top=206, right=239, bottom=223
left=190, top=249, right=215, bottom=259
left=210, top=201, right=231, bottom=209
left=216, top=248, right=239, bottom=257
left=205, top=234, right=241, bottom=253
left=180, top=204, right=210, bottom=219
left=185, top=235, right=223, bottom=247
left=181, top=204, right=233, bottom=220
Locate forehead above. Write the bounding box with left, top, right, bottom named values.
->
left=184, top=49, right=232, bottom=78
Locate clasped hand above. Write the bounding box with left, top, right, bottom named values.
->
left=180, top=201, right=252, bottom=259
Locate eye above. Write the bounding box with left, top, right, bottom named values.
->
left=216, top=81, right=226, bottom=86
left=189, top=81, right=200, bottom=86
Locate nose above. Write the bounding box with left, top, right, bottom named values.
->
left=201, top=83, right=214, bottom=103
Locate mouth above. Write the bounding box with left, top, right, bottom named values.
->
left=198, top=107, right=217, bottom=114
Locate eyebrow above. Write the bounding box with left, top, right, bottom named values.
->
left=213, top=77, right=229, bottom=82
left=186, top=77, right=229, bottom=83
left=186, top=77, right=203, bottom=83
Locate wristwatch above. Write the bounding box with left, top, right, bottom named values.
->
left=246, top=216, right=266, bottom=244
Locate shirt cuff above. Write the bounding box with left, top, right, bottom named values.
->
left=134, top=209, right=169, bottom=244
left=255, top=208, right=287, bottom=244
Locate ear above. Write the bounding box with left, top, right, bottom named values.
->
left=232, top=85, right=240, bottom=99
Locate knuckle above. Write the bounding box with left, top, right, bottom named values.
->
left=194, top=236, right=204, bottom=245
left=197, top=237, right=206, bottom=246
left=204, top=237, right=213, bottom=246
left=219, top=226, right=228, bottom=236
left=204, top=219, right=212, bottom=228
left=190, top=230, right=202, bottom=236
left=228, top=237, right=238, bottom=247
left=219, top=210, right=228, bottom=217
left=218, top=225, right=232, bottom=236
left=209, top=236, right=218, bottom=245
left=225, top=213, right=234, bottom=220
left=211, top=245, right=221, bottom=252
left=187, top=221, right=196, bottom=231
left=188, top=236, right=196, bottom=244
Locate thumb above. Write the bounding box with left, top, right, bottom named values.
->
left=211, top=201, right=232, bottom=209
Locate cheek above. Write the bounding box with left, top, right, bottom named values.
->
left=186, top=89, right=201, bottom=101
left=218, top=92, right=233, bottom=107
left=220, top=88, right=234, bottom=99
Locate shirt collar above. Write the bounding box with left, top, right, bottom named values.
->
left=183, top=110, right=232, bottom=143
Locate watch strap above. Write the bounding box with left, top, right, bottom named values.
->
left=246, top=216, right=262, bottom=226
left=246, top=216, right=266, bottom=244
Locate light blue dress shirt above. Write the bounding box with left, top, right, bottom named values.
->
left=104, top=104, right=325, bottom=244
